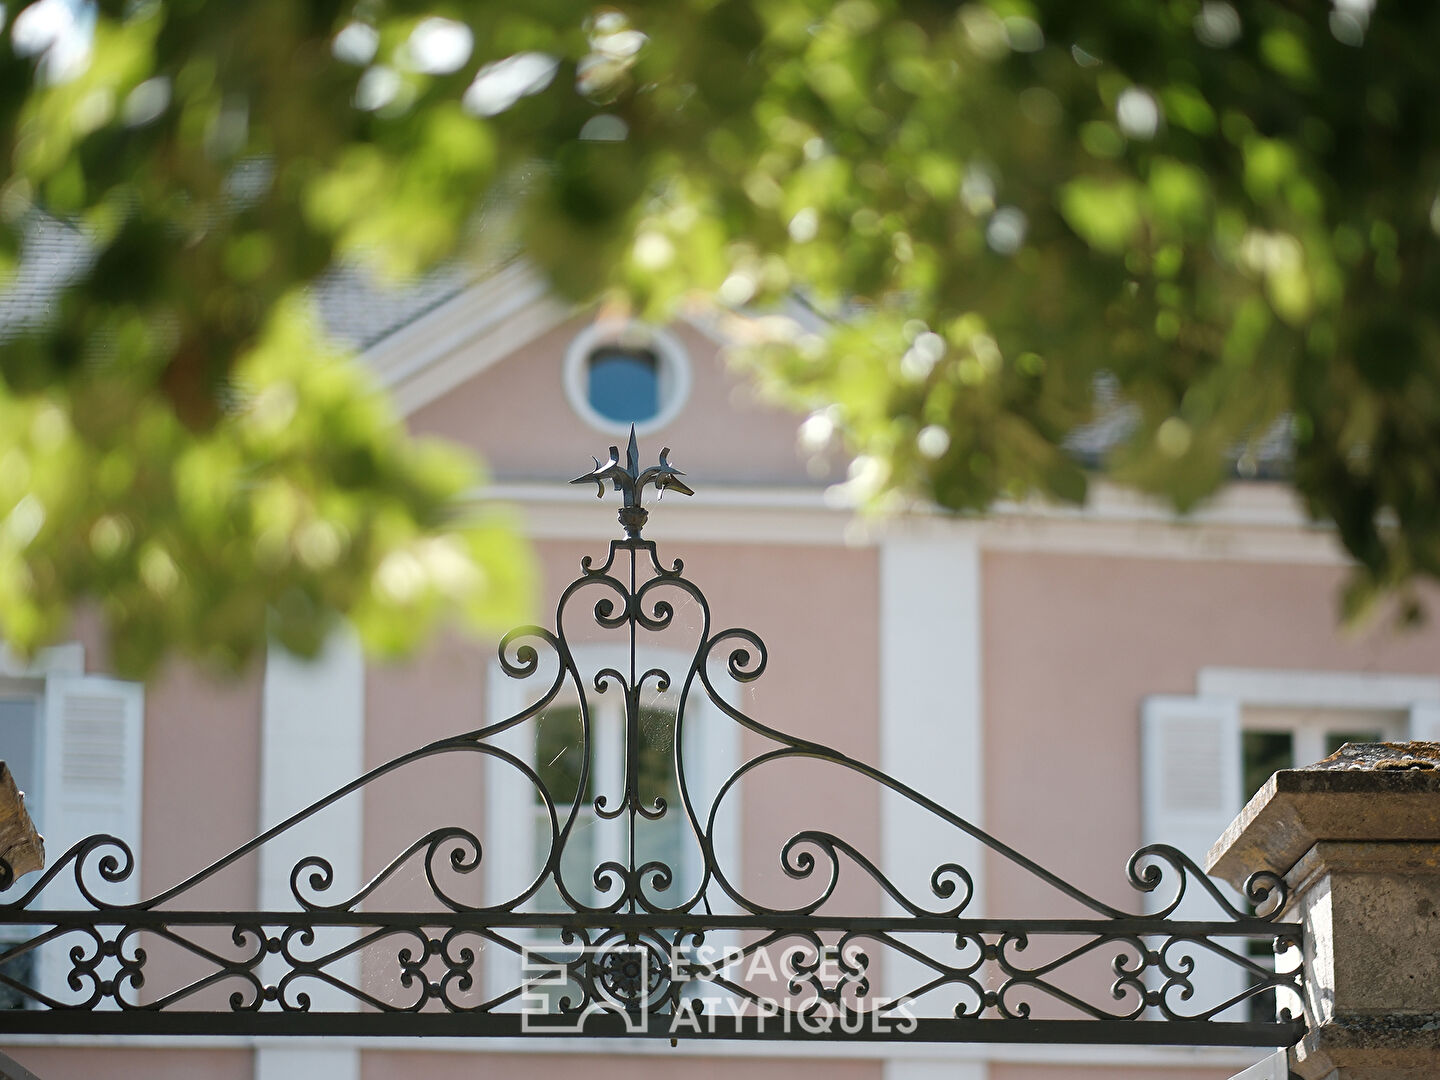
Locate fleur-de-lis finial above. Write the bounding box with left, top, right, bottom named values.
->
left=570, top=425, right=694, bottom=539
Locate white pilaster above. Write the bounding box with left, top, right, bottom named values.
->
left=255, top=1046, right=360, bottom=1080
left=256, top=630, right=365, bottom=1080
left=880, top=522, right=985, bottom=906
left=885, top=1058, right=987, bottom=1080
left=879, top=521, right=985, bottom=1080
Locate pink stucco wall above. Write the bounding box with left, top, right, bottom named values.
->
left=361, top=1052, right=881, bottom=1080
left=982, top=550, right=1440, bottom=914
left=69, top=607, right=263, bottom=905
left=652, top=539, right=880, bottom=913
left=369, top=334, right=880, bottom=919
left=362, top=626, right=490, bottom=913
left=139, top=660, right=263, bottom=904
left=408, top=315, right=835, bottom=487
left=5, top=1046, right=252, bottom=1079
left=38, top=612, right=266, bottom=1013
left=360, top=535, right=881, bottom=920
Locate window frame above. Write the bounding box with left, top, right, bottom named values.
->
left=0, top=643, right=146, bottom=1011
left=562, top=321, right=691, bottom=437
left=0, top=687, right=45, bottom=833
left=0, top=642, right=84, bottom=854
left=1241, top=704, right=1408, bottom=787
left=0, top=683, right=43, bottom=1011
left=1145, top=668, right=1440, bottom=858
left=1144, top=668, right=1440, bottom=1025
left=525, top=691, right=691, bottom=911
left=482, top=642, right=741, bottom=1004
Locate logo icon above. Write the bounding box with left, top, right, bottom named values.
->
left=520, top=940, right=664, bottom=1034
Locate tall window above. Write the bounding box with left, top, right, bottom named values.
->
left=484, top=645, right=741, bottom=1007
left=0, top=693, right=41, bottom=1009
left=1241, top=706, right=1406, bottom=802
left=0, top=653, right=145, bottom=1010
left=1144, top=677, right=1434, bottom=1025
left=530, top=700, right=686, bottom=910
left=1239, top=705, right=1405, bottom=1022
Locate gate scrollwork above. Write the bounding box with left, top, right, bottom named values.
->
left=0, top=432, right=1304, bottom=1044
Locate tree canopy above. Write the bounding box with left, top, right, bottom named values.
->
left=1, top=0, right=1438, bottom=673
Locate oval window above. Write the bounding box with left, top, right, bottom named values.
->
left=564, top=322, right=690, bottom=435
left=586, top=344, right=660, bottom=425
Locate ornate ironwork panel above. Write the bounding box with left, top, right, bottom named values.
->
left=0, top=432, right=1304, bottom=1045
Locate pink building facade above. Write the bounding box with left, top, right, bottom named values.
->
left=4, top=262, right=1440, bottom=1079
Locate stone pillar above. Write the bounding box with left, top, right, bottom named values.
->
left=1208, top=742, right=1440, bottom=1080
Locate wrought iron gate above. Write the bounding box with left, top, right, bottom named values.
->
left=0, top=434, right=1303, bottom=1045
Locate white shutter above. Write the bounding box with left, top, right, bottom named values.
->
left=1409, top=701, right=1440, bottom=742
left=1141, top=695, right=1245, bottom=1018
left=37, top=675, right=143, bottom=1005
left=41, top=676, right=144, bottom=899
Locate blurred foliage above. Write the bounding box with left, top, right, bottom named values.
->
left=0, top=291, right=533, bottom=675
left=0, top=0, right=549, bottom=675
left=1, top=0, right=1438, bottom=670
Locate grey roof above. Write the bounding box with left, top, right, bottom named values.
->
left=1064, top=374, right=1139, bottom=462
left=0, top=212, right=501, bottom=351
left=309, top=193, right=524, bottom=349
left=311, top=262, right=476, bottom=351
left=1065, top=373, right=1293, bottom=477
left=0, top=216, right=95, bottom=339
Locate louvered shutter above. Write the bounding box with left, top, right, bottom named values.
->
left=1141, top=695, right=1245, bottom=1019
left=1409, top=701, right=1440, bottom=742
left=41, top=676, right=144, bottom=898
left=37, top=675, right=143, bottom=1003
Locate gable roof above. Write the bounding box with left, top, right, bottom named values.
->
left=313, top=261, right=477, bottom=352
left=0, top=212, right=505, bottom=356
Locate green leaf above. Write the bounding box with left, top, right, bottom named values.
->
left=1059, top=177, right=1143, bottom=253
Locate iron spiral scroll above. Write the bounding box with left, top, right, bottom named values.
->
left=0, top=431, right=1305, bottom=1045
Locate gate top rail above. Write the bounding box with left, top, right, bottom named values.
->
left=0, top=430, right=1304, bottom=1045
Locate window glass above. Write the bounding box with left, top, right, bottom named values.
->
left=530, top=701, right=682, bottom=909
left=1231, top=704, right=1404, bottom=1026
left=635, top=706, right=683, bottom=882
left=0, top=697, right=38, bottom=1009
left=525, top=698, right=688, bottom=1009
left=535, top=705, right=589, bottom=804
left=586, top=346, right=660, bottom=425
left=0, top=699, right=39, bottom=798
left=532, top=705, right=593, bottom=912
left=1241, top=730, right=1292, bottom=804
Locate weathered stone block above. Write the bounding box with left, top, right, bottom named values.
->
left=0, top=761, right=43, bottom=881
left=1208, top=743, right=1440, bottom=1080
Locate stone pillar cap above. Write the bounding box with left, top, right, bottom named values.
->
left=1207, top=741, right=1440, bottom=889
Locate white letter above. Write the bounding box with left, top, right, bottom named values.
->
left=745, top=948, right=776, bottom=981
left=669, top=1000, right=704, bottom=1036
